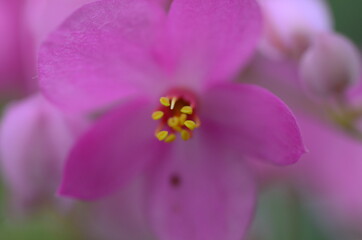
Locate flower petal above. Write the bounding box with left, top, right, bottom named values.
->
left=24, top=0, right=94, bottom=47
left=59, top=97, right=164, bottom=200
left=148, top=133, right=256, bottom=240
left=90, top=177, right=157, bottom=240
left=0, top=95, right=87, bottom=210
left=39, top=0, right=167, bottom=112
left=201, top=83, right=306, bottom=165
left=300, top=33, right=361, bottom=98
left=166, top=0, right=262, bottom=87
left=258, top=0, right=333, bottom=59
left=293, top=114, right=362, bottom=230
left=0, top=0, right=33, bottom=97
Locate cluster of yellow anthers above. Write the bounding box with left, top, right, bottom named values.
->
left=152, top=96, right=200, bottom=143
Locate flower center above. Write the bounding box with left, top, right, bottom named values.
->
left=151, top=90, right=200, bottom=143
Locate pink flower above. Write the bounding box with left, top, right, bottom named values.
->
left=0, top=95, right=88, bottom=212
left=300, top=32, right=361, bottom=99
left=290, top=114, right=362, bottom=232
left=0, top=0, right=95, bottom=213
left=253, top=113, right=362, bottom=234
left=243, top=52, right=362, bottom=234
left=39, top=0, right=305, bottom=239
left=258, top=0, right=333, bottom=59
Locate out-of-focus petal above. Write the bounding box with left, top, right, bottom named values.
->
left=0, top=95, right=87, bottom=210
left=24, top=0, right=94, bottom=47
left=201, top=83, right=306, bottom=165
left=148, top=133, right=256, bottom=240
left=59, top=97, right=165, bottom=200
left=0, top=0, right=31, bottom=97
left=258, top=0, right=332, bottom=59
left=300, top=33, right=361, bottom=98
left=39, top=0, right=168, bottom=113
left=89, top=177, right=157, bottom=240
left=166, top=0, right=262, bottom=88
left=251, top=114, right=362, bottom=232
left=279, top=114, right=362, bottom=232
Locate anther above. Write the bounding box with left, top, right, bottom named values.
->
left=179, top=114, right=187, bottom=125
left=184, top=120, right=196, bottom=130
left=180, top=106, right=193, bottom=115
left=165, top=134, right=176, bottom=143
left=160, top=97, right=170, bottom=107
left=156, top=131, right=169, bottom=141
left=167, top=117, right=179, bottom=128
left=152, top=111, right=164, bottom=120
left=154, top=92, right=200, bottom=142
left=181, top=130, right=191, bottom=141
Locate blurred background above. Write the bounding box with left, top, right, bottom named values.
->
left=0, top=0, right=361, bottom=239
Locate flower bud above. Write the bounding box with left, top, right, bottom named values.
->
left=258, top=0, right=333, bottom=59
left=300, top=33, right=361, bottom=99
left=0, top=95, right=87, bottom=212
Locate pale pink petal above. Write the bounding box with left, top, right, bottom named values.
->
left=59, top=97, right=165, bottom=200
left=0, top=94, right=87, bottom=210
left=201, top=83, right=306, bottom=165
left=300, top=33, right=361, bottom=98
left=258, top=0, right=333, bottom=58
left=288, top=114, right=362, bottom=231
left=148, top=133, right=256, bottom=240
left=39, top=0, right=168, bottom=112
left=166, top=0, right=262, bottom=88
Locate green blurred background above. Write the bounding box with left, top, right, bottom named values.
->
left=329, top=0, right=362, bottom=44
left=0, top=1, right=361, bottom=239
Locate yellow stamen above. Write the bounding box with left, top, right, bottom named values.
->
left=165, top=134, right=176, bottom=143
left=180, top=106, right=193, bottom=115
left=170, top=97, right=177, bottom=110
left=160, top=97, right=170, bottom=107
left=184, top=120, right=196, bottom=130
left=156, top=131, right=169, bottom=141
left=181, top=130, right=191, bottom=141
left=179, top=114, right=187, bottom=125
left=152, top=111, right=164, bottom=120
left=167, top=117, right=179, bottom=128
left=172, top=126, right=183, bottom=132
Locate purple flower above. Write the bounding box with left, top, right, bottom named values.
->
left=39, top=0, right=305, bottom=239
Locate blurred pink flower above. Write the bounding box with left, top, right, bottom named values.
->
left=245, top=54, right=362, bottom=234
left=300, top=32, right=361, bottom=99
left=258, top=0, right=333, bottom=59
left=39, top=0, right=305, bottom=239
left=290, top=114, right=362, bottom=232
left=0, top=95, right=88, bottom=212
